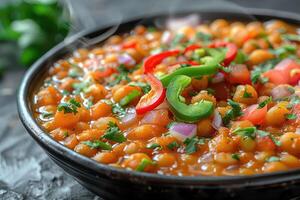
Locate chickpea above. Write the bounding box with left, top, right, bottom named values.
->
left=50, top=128, right=72, bottom=141
left=152, top=136, right=179, bottom=149
left=209, top=132, right=237, bottom=153
left=93, top=152, right=118, bottom=164
left=112, top=85, right=140, bottom=103
left=248, top=49, right=274, bottom=65
left=233, top=85, right=258, bottom=105
left=229, top=25, right=248, bottom=47
left=180, top=154, right=198, bottom=165
left=74, top=143, right=98, bottom=157
left=178, top=26, right=196, bottom=39
left=64, top=134, right=79, bottom=149
left=154, top=153, right=176, bottom=167
left=124, top=141, right=146, bottom=154
left=214, top=152, right=238, bottom=166
left=126, top=125, right=165, bottom=140
left=191, top=90, right=216, bottom=106
left=246, top=21, right=265, bottom=38
left=92, top=117, right=119, bottom=130
left=77, top=129, right=104, bottom=141
left=266, top=104, right=289, bottom=126
left=121, top=153, right=153, bottom=171
left=196, top=24, right=212, bottom=35
left=210, top=19, right=229, bottom=38
left=239, top=137, right=256, bottom=152
left=280, top=132, right=300, bottom=156
left=242, top=40, right=258, bottom=54
left=265, top=20, right=293, bottom=33
left=280, top=153, right=300, bottom=168
left=268, top=32, right=282, bottom=46
left=90, top=101, right=112, bottom=120
left=197, top=118, right=214, bottom=137
left=263, top=162, right=288, bottom=173
left=85, top=84, right=108, bottom=103
left=107, top=35, right=122, bottom=44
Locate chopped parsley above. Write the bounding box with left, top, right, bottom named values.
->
left=57, top=98, right=81, bottom=114
left=232, top=126, right=256, bottom=139
left=82, top=140, right=112, bottom=150
left=146, top=143, right=162, bottom=150
left=285, top=113, right=297, bottom=120
left=167, top=141, right=180, bottom=151
left=63, top=131, right=69, bottom=137
left=282, top=34, right=300, bottom=42
left=271, top=45, right=297, bottom=59
left=258, top=97, right=272, bottom=109
left=231, top=153, right=240, bottom=161
left=108, top=65, right=132, bottom=86
left=243, top=88, right=252, bottom=98
left=251, top=58, right=280, bottom=84
left=257, top=130, right=281, bottom=146
left=222, top=100, right=243, bottom=126
left=102, top=121, right=126, bottom=143
left=136, top=158, right=155, bottom=172
left=183, top=136, right=206, bottom=154
left=129, top=82, right=151, bottom=94
left=72, top=80, right=90, bottom=94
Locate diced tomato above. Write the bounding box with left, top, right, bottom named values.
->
left=209, top=82, right=230, bottom=100
left=136, top=74, right=166, bottom=114
left=228, top=64, right=251, bottom=84
left=263, top=59, right=300, bottom=85
left=256, top=136, right=276, bottom=151
left=92, top=68, right=116, bottom=79
left=240, top=104, right=267, bottom=125
left=121, top=41, right=137, bottom=49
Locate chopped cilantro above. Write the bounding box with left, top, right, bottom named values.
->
left=136, top=158, right=155, bottom=172
left=243, top=88, right=252, bottom=98
left=167, top=141, right=180, bottom=151
left=57, top=98, right=81, bottom=114
left=72, top=80, right=90, bottom=94
left=82, top=140, right=112, bottom=150
left=271, top=45, right=296, bottom=59
left=222, top=100, right=243, bottom=125
left=102, top=121, right=126, bottom=143
left=282, top=34, right=300, bottom=42
left=183, top=136, right=206, bottom=154
left=233, top=51, right=248, bottom=64
left=112, top=103, right=126, bottom=118
left=257, top=130, right=281, bottom=147
left=285, top=113, right=297, bottom=120
left=231, top=153, right=240, bottom=161
left=63, top=131, right=69, bottom=137
left=41, top=112, right=53, bottom=118
left=258, top=97, right=272, bottom=109
left=232, top=126, right=256, bottom=139
left=108, top=65, right=132, bottom=86
left=171, top=34, right=185, bottom=47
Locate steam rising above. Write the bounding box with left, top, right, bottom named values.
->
left=60, top=0, right=257, bottom=49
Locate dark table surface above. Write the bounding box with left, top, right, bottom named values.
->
left=1, top=0, right=300, bottom=199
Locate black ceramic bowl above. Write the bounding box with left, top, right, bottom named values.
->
left=18, top=8, right=300, bottom=200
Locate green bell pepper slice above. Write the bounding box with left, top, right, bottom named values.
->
left=166, top=75, right=214, bottom=122
left=160, top=48, right=225, bottom=87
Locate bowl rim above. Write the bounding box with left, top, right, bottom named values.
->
left=17, top=8, right=300, bottom=187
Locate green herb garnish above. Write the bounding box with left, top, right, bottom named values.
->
left=231, top=153, right=240, bottom=161
left=129, top=82, right=151, bottom=94
left=102, top=121, right=126, bottom=143
left=146, top=143, right=162, bottom=150
left=112, top=103, right=126, bottom=118
left=257, top=130, right=281, bottom=147
left=285, top=113, right=297, bottom=120
left=223, top=100, right=243, bottom=125
left=82, top=140, right=112, bottom=150
left=167, top=141, right=180, bottom=151
left=258, top=97, right=272, bottom=109
left=57, top=98, right=81, bottom=114
left=183, top=137, right=206, bottom=154
left=266, top=156, right=280, bottom=162
left=119, top=90, right=141, bottom=107
left=232, top=127, right=256, bottom=139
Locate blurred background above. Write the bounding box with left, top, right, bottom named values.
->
left=0, top=0, right=299, bottom=199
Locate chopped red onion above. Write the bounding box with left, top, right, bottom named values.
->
left=166, top=14, right=199, bottom=31
left=155, top=100, right=169, bottom=110
left=118, top=54, right=135, bottom=66
left=212, top=110, right=222, bottom=130
left=211, top=72, right=225, bottom=84
left=161, top=31, right=172, bottom=44
left=121, top=108, right=137, bottom=125
left=169, top=122, right=197, bottom=141
left=271, top=85, right=294, bottom=100
left=296, top=128, right=300, bottom=135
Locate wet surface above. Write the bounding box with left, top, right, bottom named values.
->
left=0, top=1, right=299, bottom=199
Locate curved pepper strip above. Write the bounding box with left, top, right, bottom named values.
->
left=166, top=75, right=214, bottom=122
left=209, top=42, right=238, bottom=66
left=160, top=48, right=225, bottom=87
left=143, top=49, right=180, bottom=73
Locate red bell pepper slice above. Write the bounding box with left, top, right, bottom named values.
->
left=183, top=44, right=201, bottom=54
left=209, top=42, right=238, bottom=66
left=136, top=74, right=166, bottom=114
left=143, top=49, right=180, bottom=73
